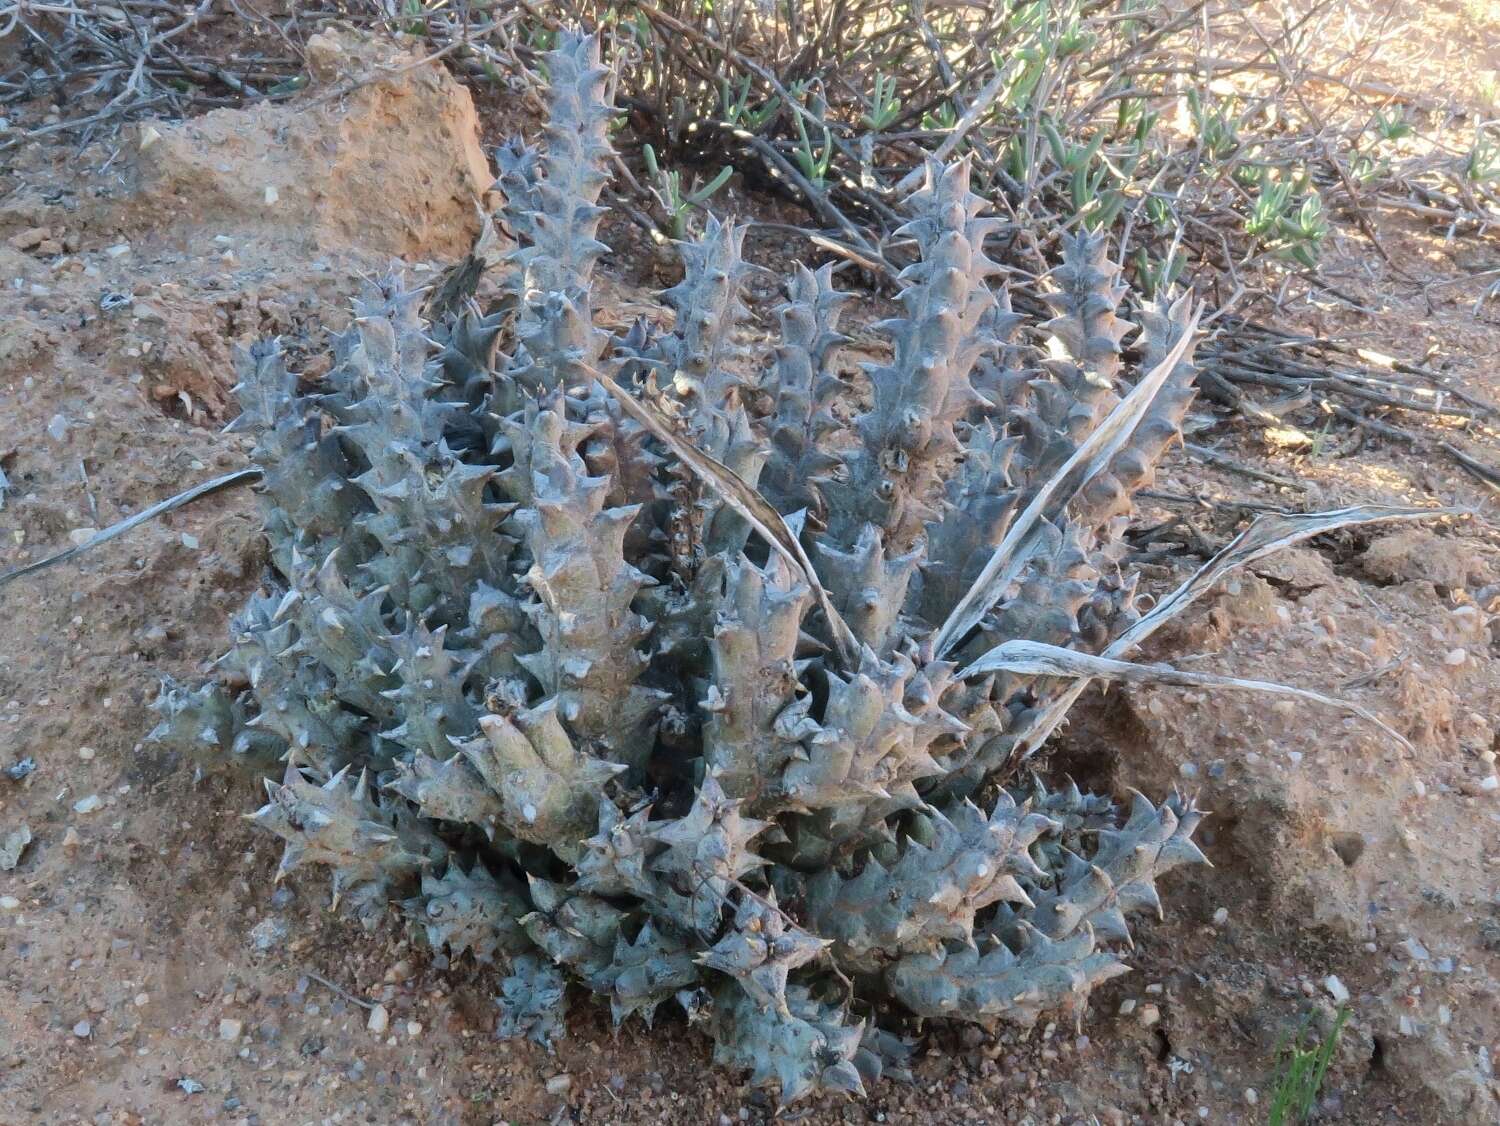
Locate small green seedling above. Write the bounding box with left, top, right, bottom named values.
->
left=863, top=74, right=903, bottom=131
left=922, top=101, right=958, bottom=132
left=1040, top=120, right=1125, bottom=227
left=1267, top=1007, right=1351, bottom=1125
left=400, top=0, right=426, bottom=37
left=1246, top=167, right=1328, bottom=269
left=643, top=144, right=733, bottom=240
left=719, top=76, right=779, bottom=132
left=1349, top=152, right=1387, bottom=187
left=1188, top=89, right=1240, bottom=163
left=1465, top=131, right=1500, bottom=184
left=790, top=84, right=833, bottom=188
left=1370, top=109, right=1413, bottom=143
left=1133, top=245, right=1186, bottom=299
left=995, top=44, right=1046, bottom=112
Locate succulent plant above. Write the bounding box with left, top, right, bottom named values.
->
left=151, top=29, right=1223, bottom=1107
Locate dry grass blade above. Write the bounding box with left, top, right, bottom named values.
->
left=1003, top=503, right=1458, bottom=765
left=0, top=468, right=262, bottom=593
left=960, top=639, right=1413, bottom=752
left=934, top=297, right=1201, bottom=657
left=590, top=366, right=858, bottom=665
left=1122, top=504, right=1463, bottom=650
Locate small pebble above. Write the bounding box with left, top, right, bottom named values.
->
left=3, top=757, right=35, bottom=781
left=1398, top=937, right=1431, bottom=961
left=7, top=226, right=47, bottom=251
left=73, top=1021, right=91, bottom=1038
left=0, top=895, right=19, bottom=909
left=1117, top=999, right=1136, bottom=1016
left=1244, top=1088, right=1259, bottom=1106
left=248, top=916, right=288, bottom=952
left=406, top=1020, right=423, bottom=1038
left=367, top=1005, right=389, bottom=1035
left=1138, top=1004, right=1161, bottom=1027
left=1212, top=907, right=1229, bottom=926
left=0, top=824, right=30, bottom=871
left=1443, top=648, right=1467, bottom=667
left=545, top=1074, right=573, bottom=1096
left=1481, top=776, right=1498, bottom=793
left=1324, top=975, right=1349, bottom=1005
left=219, top=1018, right=243, bottom=1041
left=77, top=746, right=95, bottom=761
left=72, top=795, right=102, bottom=814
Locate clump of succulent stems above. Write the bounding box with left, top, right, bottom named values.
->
left=155, top=30, right=1408, bottom=1107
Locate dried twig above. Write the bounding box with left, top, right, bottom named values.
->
left=302, top=970, right=377, bottom=1011
left=0, top=468, right=261, bottom=592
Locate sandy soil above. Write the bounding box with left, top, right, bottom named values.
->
left=0, top=14, right=1497, bottom=1126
